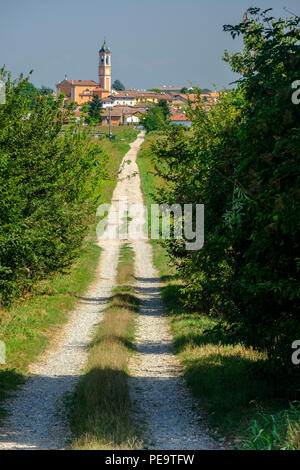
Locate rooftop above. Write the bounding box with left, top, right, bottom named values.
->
left=57, top=79, right=98, bottom=87
left=170, top=113, right=190, bottom=121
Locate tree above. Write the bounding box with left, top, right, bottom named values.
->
left=141, top=100, right=170, bottom=132
left=150, top=8, right=300, bottom=372
left=20, top=82, right=55, bottom=108
left=157, top=99, right=171, bottom=120
left=112, top=79, right=125, bottom=91
left=140, top=106, right=165, bottom=132
left=87, top=95, right=103, bottom=123
left=0, top=68, right=107, bottom=304
left=21, top=81, right=39, bottom=109
left=39, top=85, right=54, bottom=95
left=181, top=87, right=188, bottom=94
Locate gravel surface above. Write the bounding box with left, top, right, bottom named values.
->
left=0, top=131, right=221, bottom=450
left=130, top=242, right=220, bottom=449
left=127, top=146, right=220, bottom=450
left=0, top=134, right=144, bottom=450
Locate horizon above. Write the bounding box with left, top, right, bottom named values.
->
left=1, top=0, right=299, bottom=91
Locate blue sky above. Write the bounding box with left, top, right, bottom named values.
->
left=1, top=0, right=299, bottom=90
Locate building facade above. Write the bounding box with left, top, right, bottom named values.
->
left=56, top=40, right=112, bottom=105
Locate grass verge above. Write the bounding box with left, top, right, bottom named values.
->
left=137, top=131, right=300, bottom=450
left=0, top=127, right=138, bottom=417
left=69, top=243, right=141, bottom=450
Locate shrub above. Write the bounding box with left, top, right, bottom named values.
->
left=149, top=9, right=300, bottom=374
left=0, top=69, right=108, bottom=304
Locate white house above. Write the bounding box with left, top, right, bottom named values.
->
left=124, top=113, right=140, bottom=124
left=101, top=97, right=114, bottom=108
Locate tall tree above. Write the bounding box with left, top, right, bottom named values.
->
left=39, top=85, right=54, bottom=95
left=21, top=82, right=39, bottom=109
left=87, top=95, right=103, bottom=123
left=112, top=79, right=125, bottom=91
left=151, top=8, right=300, bottom=370
left=157, top=99, right=171, bottom=120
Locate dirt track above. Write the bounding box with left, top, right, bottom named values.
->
left=0, top=132, right=219, bottom=450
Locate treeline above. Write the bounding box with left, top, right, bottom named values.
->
left=150, top=9, right=300, bottom=375
left=0, top=70, right=108, bottom=304
left=20, top=81, right=54, bottom=109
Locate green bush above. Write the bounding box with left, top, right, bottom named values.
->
left=0, top=69, right=108, bottom=304
left=149, top=9, right=300, bottom=374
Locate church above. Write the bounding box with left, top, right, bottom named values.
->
left=56, top=40, right=112, bottom=105
left=55, top=40, right=177, bottom=126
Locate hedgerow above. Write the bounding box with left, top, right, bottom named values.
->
left=0, top=70, right=108, bottom=304
left=150, top=9, right=300, bottom=375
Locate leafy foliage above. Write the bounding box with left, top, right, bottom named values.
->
left=157, top=99, right=171, bottom=120
left=0, top=69, right=108, bottom=304
left=20, top=81, right=54, bottom=108
left=181, top=87, right=211, bottom=94
left=149, top=9, right=300, bottom=373
left=141, top=99, right=170, bottom=132
left=86, top=94, right=103, bottom=124
left=112, top=79, right=125, bottom=91
left=148, top=88, right=163, bottom=94
left=244, top=401, right=300, bottom=450
left=40, top=85, right=54, bottom=95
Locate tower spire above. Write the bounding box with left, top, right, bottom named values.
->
left=99, top=39, right=110, bottom=53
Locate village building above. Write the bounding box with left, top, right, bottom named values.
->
left=100, top=106, right=146, bottom=126
left=101, top=97, right=115, bottom=108
left=169, top=93, right=196, bottom=104
left=170, top=113, right=192, bottom=127
left=56, top=41, right=219, bottom=126
left=109, top=90, right=172, bottom=107
left=55, top=79, right=98, bottom=104
left=111, top=93, right=135, bottom=107
left=56, top=40, right=112, bottom=105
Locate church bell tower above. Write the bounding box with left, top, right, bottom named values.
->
left=98, top=40, right=111, bottom=92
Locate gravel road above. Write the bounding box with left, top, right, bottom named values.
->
left=0, top=134, right=144, bottom=450
left=126, top=141, right=220, bottom=450
left=0, top=131, right=220, bottom=450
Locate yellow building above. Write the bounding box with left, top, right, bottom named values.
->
left=56, top=40, right=111, bottom=105
left=112, top=90, right=172, bottom=106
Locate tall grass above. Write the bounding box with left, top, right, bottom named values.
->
left=69, top=243, right=142, bottom=450
left=243, top=402, right=300, bottom=450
